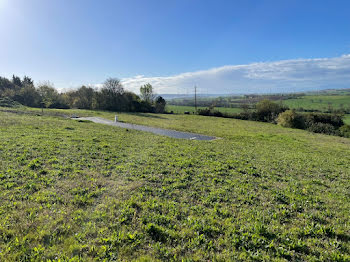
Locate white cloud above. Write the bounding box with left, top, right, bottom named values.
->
left=121, top=54, right=350, bottom=94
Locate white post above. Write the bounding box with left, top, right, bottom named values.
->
left=115, top=115, right=118, bottom=122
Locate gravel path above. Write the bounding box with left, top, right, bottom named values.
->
left=74, top=117, right=217, bottom=141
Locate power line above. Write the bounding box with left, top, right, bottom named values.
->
left=194, top=85, right=197, bottom=112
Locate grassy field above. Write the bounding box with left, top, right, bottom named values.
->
left=167, top=95, right=350, bottom=125
left=344, top=115, right=350, bottom=125
left=166, top=105, right=242, bottom=114
left=1, top=108, right=350, bottom=261
left=281, top=95, right=350, bottom=111
left=280, top=95, right=350, bottom=125
left=167, top=94, right=350, bottom=115
left=168, top=90, right=350, bottom=114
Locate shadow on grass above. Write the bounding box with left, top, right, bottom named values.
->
left=128, top=113, right=168, bottom=119
left=77, top=120, right=93, bottom=123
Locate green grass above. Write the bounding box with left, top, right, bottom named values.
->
left=169, top=93, right=350, bottom=117
left=166, top=105, right=242, bottom=114
left=0, top=108, right=350, bottom=261
left=344, top=115, right=350, bottom=125
left=282, top=95, right=350, bottom=111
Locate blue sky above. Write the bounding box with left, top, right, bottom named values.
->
left=1, top=0, right=350, bottom=94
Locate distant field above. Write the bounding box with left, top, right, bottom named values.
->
left=167, top=95, right=350, bottom=125
left=281, top=95, right=350, bottom=125
left=0, top=107, right=349, bottom=260
left=281, top=95, right=350, bottom=111
left=168, top=93, right=350, bottom=114
left=344, top=114, right=350, bottom=124
left=166, top=105, right=242, bottom=114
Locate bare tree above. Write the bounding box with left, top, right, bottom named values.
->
left=103, top=78, right=124, bottom=95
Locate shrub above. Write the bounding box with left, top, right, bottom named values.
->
left=277, top=110, right=305, bottom=129
left=0, top=97, right=22, bottom=108
left=256, top=100, right=288, bottom=122
left=339, top=125, right=350, bottom=138
left=306, top=122, right=338, bottom=135
left=304, top=113, right=344, bottom=129
left=197, top=108, right=212, bottom=116
left=212, top=110, right=223, bottom=117
left=278, top=111, right=345, bottom=136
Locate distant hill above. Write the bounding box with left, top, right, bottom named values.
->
left=160, top=94, right=234, bottom=100
left=161, top=88, right=350, bottom=101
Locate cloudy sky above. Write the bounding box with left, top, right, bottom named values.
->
left=121, top=54, right=350, bottom=94
left=1, top=0, right=350, bottom=94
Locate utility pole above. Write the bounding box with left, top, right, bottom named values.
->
left=194, top=85, right=197, bottom=112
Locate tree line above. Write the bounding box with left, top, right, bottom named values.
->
left=0, top=75, right=166, bottom=113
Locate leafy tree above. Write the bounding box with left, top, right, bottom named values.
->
left=0, top=74, right=157, bottom=113
left=0, top=77, right=14, bottom=94
left=122, top=91, right=143, bottom=112
left=0, top=75, right=41, bottom=107
left=155, top=96, right=166, bottom=113
left=37, top=82, right=59, bottom=108
left=65, top=86, right=95, bottom=109
left=0, top=76, right=21, bottom=102
left=17, top=84, right=41, bottom=107
left=12, top=75, right=22, bottom=87
left=140, top=83, right=155, bottom=104
left=95, top=78, right=126, bottom=111
left=22, top=76, right=34, bottom=86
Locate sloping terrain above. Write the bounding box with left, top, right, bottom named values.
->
left=0, top=110, right=349, bottom=261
